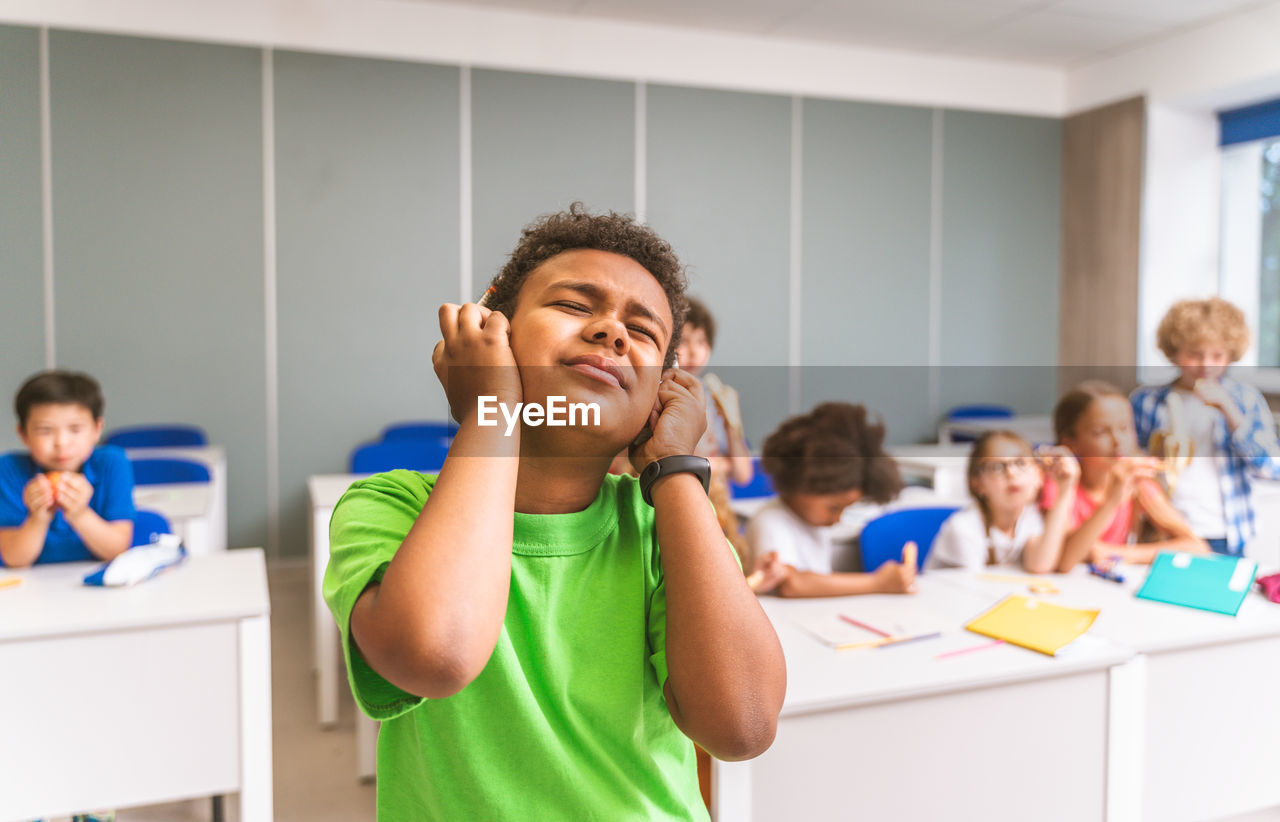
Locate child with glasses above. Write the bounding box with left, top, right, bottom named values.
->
left=1045, top=381, right=1207, bottom=571
left=925, top=430, right=1077, bottom=573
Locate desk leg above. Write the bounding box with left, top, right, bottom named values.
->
left=313, top=505, right=340, bottom=727
left=357, top=715, right=378, bottom=782
left=711, top=758, right=751, bottom=822
left=1107, top=655, right=1146, bottom=822
left=238, top=615, right=274, bottom=822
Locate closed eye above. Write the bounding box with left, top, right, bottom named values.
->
left=628, top=325, right=658, bottom=343
left=554, top=301, right=590, bottom=313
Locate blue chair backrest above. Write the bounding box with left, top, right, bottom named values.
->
left=350, top=439, right=451, bottom=474
left=132, top=509, right=173, bottom=546
left=106, top=425, right=208, bottom=448
left=730, top=457, right=774, bottom=499
left=859, top=506, right=961, bottom=572
left=381, top=420, right=458, bottom=442
left=946, top=405, right=1014, bottom=421
left=131, top=458, right=212, bottom=486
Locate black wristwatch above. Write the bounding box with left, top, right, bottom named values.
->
left=639, top=455, right=711, bottom=506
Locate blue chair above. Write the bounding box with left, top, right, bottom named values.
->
left=729, top=457, right=774, bottom=499
left=350, top=439, right=451, bottom=474
left=859, top=506, right=960, bottom=572
left=945, top=405, right=1015, bottom=443
left=106, top=424, right=208, bottom=448
left=132, top=509, right=173, bottom=547
left=946, top=405, right=1015, bottom=421
left=381, top=420, right=458, bottom=442
left=131, top=458, right=212, bottom=486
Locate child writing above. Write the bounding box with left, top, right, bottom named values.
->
left=1131, top=297, right=1280, bottom=556
left=1047, top=381, right=1207, bottom=571
left=925, top=430, right=1078, bottom=574
left=745, top=402, right=916, bottom=597
left=0, top=370, right=134, bottom=567
left=323, top=205, right=786, bottom=820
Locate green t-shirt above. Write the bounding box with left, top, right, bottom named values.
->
left=323, top=470, right=709, bottom=821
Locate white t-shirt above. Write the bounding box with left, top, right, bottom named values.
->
left=746, top=498, right=837, bottom=574
left=1166, top=389, right=1227, bottom=539
left=925, top=503, right=1044, bottom=572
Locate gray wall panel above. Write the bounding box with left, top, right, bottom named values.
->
left=647, top=85, right=791, bottom=447
left=0, top=26, right=47, bottom=452
left=275, top=52, right=460, bottom=558
left=940, top=109, right=1061, bottom=417
left=49, top=32, right=266, bottom=549
left=471, top=70, right=634, bottom=291
left=800, top=98, right=934, bottom=443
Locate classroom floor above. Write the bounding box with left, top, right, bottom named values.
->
left=116, top=562, right=376, bottom=822
left=102, top=562, right=1280, bottom=822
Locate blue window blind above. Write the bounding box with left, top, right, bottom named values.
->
left=1220, top=98, right=1280, bottom=146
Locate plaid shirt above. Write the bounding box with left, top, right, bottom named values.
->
left=1131, top=376, right=1280, bottom=555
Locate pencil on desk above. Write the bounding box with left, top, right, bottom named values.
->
left=0, top=577, right=22, bottom=590
left=838, top=614, right=891, bottom=637
left=934, top=639, right=1005, bottom=660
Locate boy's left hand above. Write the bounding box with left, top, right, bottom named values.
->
left=629, top=369, right=707, bottom=471
left=54, top=473, right=94, bottom=519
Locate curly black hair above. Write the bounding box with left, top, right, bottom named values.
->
left=761, top=402, right=903, bottom=502
left=481, top=203, right=688, bottom=367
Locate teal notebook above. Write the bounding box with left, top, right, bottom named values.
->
left=1135, top=551, right=1258, bottom=616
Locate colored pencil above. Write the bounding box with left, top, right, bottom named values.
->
left=934, top=639, right=1005, bottom=660
left=838, top=613, right=891, bottom=637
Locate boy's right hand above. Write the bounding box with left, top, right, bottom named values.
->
left=432, top=303, right=521, bottom=425
left=23, top=475, right=56, bottom=520
left=1103, top=456, right=1161, bottom=506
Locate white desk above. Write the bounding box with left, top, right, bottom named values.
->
left=0, top=549, right=272, bottom=821
left=889, top=443, right=973, bottom=501
left=714, top=575, right=1134, bottom=822
left=939, top=414, right=1054, bottom=447
left=127, top=445, right=227, bottom=554
left=132, top=483, right=215, bottom=555
left=932, top=568, right=1280, bottom=822
left=309, top=473, right=378, bottom=781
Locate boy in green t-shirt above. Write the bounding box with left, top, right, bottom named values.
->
left=324, top=204, right=787, bottom=820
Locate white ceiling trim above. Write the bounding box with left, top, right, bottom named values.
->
left=0, top=0, right=1066, bottom=116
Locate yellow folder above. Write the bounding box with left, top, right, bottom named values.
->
left=965, top=595, right=1098, bottom=656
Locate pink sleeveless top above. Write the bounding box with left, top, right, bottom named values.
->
left=1040, top=476, right=1136, bottom=545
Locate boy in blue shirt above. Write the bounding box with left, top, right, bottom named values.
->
left=0, top=370, right=135, bottom=567
left=324, top=205, right=786, bottom=819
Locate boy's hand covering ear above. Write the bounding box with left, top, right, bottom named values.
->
left=432, top=302, right=521, bottom=425
left=629, top=368, right=707, bottom=471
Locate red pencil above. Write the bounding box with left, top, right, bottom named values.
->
left=838, top=613, right=891, bottom=637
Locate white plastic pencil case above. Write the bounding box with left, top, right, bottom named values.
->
left=83, top=534, right=188, bottom=587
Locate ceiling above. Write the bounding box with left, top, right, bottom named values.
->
left=403, top=0, right=1269, bottom=67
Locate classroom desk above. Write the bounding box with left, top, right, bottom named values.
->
left=309, top=472, right=378, bottom=781
left=127, top=444, right=227, bottom=554
left=938, top=414, right=1054, bottom=446
left=713, top=575, right=1134, bottom=822
left=0, top=549, right=273, bottom=822
left=888, top=442, right=973, bottom=501
left=932, top=568, right=1280, bottom=822
left=132, top=482, right=215, bottom=554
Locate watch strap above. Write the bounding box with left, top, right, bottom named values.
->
left=639, top=455, right=711, bottom=506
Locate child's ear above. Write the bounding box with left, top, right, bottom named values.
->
left=93, top=418, right=105, bottom=440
